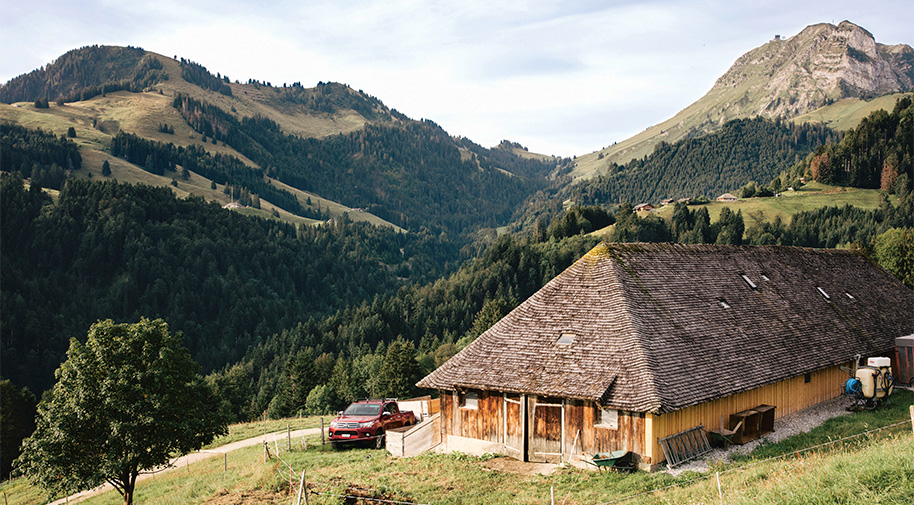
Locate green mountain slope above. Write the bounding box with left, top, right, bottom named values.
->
left=571, top=21, right=914, bottom=179
left=1, top=45, right=560, bottom=238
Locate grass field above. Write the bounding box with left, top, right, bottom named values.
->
left=791, top=93, right=910, bottom=131
left=7, top=392, right=911, bottom=505
left=589, top=182, right=892, bottom=237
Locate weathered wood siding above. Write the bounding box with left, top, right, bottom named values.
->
left=442, top=390, right=504, bottom=442
left=647, top=364, right=850, bottom=464
left=443, top=390, right=646, bottom=464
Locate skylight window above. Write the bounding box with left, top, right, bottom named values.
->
left=719, top=300, right=731, bottom=309
left=557, top=333, right=575, bottom=345
left=760, top=274, right=770, bottom=281
left=816, top=287, right=830, bottom=300
left=741, top=274, right=757, bottom=289
left=845, top=292, right=855, bottom=300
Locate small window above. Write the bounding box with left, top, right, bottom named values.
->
left=760, top=274, right=770, bottom=282
left=557, top=333, right=575, bottom=345
left=460, top=390, right=478, bottom=410
left=804, top=373, right=811, bottom=383
left=719, top=299, right=731, bottom=309
left=845, top=292, right=855, bottom=300
left=741, top=274, right=757, bottom=289
left=816, top=287, right=830, bottom=300
left=596, top=407, right=618, bottom=430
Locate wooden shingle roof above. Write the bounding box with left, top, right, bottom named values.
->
left=418, top=242, right=914, bottom=414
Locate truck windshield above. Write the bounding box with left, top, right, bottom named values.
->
left=344, top=404, right=382, bottom=416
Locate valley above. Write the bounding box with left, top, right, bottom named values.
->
left=1, top=15, right=913, bottom=505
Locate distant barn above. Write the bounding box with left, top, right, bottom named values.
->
left=418, top=242, right=913, bottom=469
left=716, top=192, right=739, bottom=202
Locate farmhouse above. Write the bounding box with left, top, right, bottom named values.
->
left=716, top=192, right=739, bottom=201
left=418, top=243, right=913, bottom=469
left=633, top=203, right=654, bottom=212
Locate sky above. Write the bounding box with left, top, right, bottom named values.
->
left=1, top=1, right=912, bottom=157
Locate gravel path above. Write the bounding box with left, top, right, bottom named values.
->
left=666, top=395, right=855, bottom=476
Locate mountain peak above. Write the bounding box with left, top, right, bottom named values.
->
left=712, top=20, right=913, bottom=117
left=571, top=20, right=913, bottom=178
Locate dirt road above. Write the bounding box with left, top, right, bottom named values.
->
left=48, top=427, right=323, bottom=505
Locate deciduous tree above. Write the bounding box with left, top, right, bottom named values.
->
left=16, top=319, right=226, bottom=505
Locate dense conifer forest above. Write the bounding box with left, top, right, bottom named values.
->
left=0, top=176, right=458, bottom=394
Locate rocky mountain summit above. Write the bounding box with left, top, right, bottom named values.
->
left=714, top=21, right=914, bottom=119
left=572, top=20, right=913, bottom=177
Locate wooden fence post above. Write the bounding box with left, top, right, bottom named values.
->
left=909, top=405, right=913, bottom=435
left=287, top=424, right=291, bottom=451
left=224, top=453, right=227, bottom=472
left=296, top=469, right=308, bottom=505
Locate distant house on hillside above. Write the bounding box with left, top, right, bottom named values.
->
left=633, top=203, right=654, bottom=212
left=223, top=201, right=244, bottom=209
left=716, top=193, right=738, bottom=202
left=418, top=243, right=913, bottom=469
left=661, top=198, right=675, bottom=206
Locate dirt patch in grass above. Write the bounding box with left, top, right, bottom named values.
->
left=480, top=456, right=556, bottom=476
left=203, top=489, right=288, bottom=504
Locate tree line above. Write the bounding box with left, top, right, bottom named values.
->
left=0, top=123, right=81, bottom=189
left=172, top=93, right=558, bottom=238
left=109, top=130, right=320, bottom=218
left=793, top=95, right=913, bottom=194
left=178, top=58, right=232, bottom=96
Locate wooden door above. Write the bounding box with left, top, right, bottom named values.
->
left=528, top=397, right=564, bottom=463
left=503, top=394, right=523, bottom=458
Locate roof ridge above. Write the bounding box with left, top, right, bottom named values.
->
left=603, top=246, right=665, bottom=413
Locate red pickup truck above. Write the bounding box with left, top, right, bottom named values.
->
left=328, top=399, right=415, bottom=449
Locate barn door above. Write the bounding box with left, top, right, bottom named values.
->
left=503, top=394, right=523, bottom=458
left=528, top=396, right=564, bottom=463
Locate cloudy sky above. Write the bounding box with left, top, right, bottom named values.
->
left=2, top=0, right=911, bottom=156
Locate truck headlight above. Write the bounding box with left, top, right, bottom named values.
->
left=358, top=421, right=376, bottom=428
left=329, top=421, right=338, bottom=428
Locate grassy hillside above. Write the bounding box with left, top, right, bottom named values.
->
left=8, top=391, right=911, bottom=504
left=654, top=181, right=892, bottom=225
left=791, top=92, right=912, bottom=131
left=0, top=98, right=400, bottom=229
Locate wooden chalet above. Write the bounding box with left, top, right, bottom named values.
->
left=418, top=243, right=913, bottom=469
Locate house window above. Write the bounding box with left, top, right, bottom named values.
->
left=557, top=333, right=575, bottom=345
left=596, top=407, right=618, bottom=430
left=460, top=390, right=478, bottom=410
left=804, top=373, right=811, bottom=383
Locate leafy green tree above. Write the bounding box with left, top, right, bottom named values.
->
left=16, top=319, right=226, bottom=505
left=872, top=228, right=914, bottom=288
left=305, top=384, right=337, bottom=415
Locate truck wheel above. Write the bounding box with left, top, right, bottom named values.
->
left=374, top=430, right=385, bottom=450
left=331, top=441, right=342, bottom=451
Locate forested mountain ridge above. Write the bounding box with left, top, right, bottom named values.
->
left=0, top=175, right=458, bottom=394
left=571, top=20, right=914, bottom=179
left=1, top=45, right=562, bottom=238
left=506, top=116, right=844, bottom=235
